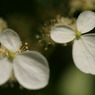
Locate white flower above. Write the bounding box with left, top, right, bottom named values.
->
left=50, top=11, right=95, bottom=74
left=0, top=29, right=50, bottom=90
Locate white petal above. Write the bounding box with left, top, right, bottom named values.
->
left=77, top=11, right=95, bottom=33
left=50, top=25, right=75, bottom=43
left=0, top=58, right=12, bottom=85
left=13, top=51, right=50, bottom=90
left=0, top=29, right=21, bottom=52
left=73, top=34, right=95, bottom=74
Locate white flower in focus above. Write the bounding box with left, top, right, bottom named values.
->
left=50, top=11, right=95, bottom=74
left=0, top=29, right=50, bottom=90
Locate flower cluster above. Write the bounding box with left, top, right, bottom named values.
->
left=69, top=0, right=95, bottom=15
left=50, top=11, right=95, bottom=75
left=0, top=29, right=50, bottom=90
left=37, top=15, right=76, bottom=50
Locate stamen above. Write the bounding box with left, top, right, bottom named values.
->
left=0, top=42, right=29, bottom=59
left=44, top=47, right=48, bottom=50
left=0, top=47, right=8, bottom=58
left=25, top=42, right=28, bottom=45
left=20, top=42, right=29, bottom=52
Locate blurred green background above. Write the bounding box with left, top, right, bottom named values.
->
left=0, top=0, right=95, bottom=95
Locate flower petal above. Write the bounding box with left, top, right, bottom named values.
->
left=77, top=11, right=95, bottom=33
left=0, top=58, right=12, bottom=85
left=13, top=51, right=50, bottom=90
left=0, top=29, right=21, bottom=52
left=50, top=25, right=75, bottom=43
left=73, top=34, right=95, bottom=74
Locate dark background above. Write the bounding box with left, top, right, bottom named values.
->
left=0, top=0, right=95, bottom=95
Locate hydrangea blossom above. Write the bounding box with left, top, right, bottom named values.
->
left=0, top=29, right=50, bottom=90
left=50, top=11, right=95, bottom=74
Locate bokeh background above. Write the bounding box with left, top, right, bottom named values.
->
left=0, top=0, right=95, bottom=95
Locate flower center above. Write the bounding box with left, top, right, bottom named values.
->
left=0, top=42, right=29, bottom=60
left=76, top=31, right=81, bottom=40
left=8, top=51, right=15, bottom=61
left=8, top=42, right=29, bottom=61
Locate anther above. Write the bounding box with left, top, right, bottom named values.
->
left=44, top=47, right=48, bottom=50
left=25, top=42, right=28, bottom=45
left=20, top=42, right=29, bottom=52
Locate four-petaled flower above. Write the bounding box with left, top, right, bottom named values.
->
left=50, top=11, right=95, bottom=74
left=0, top=29, right=50, bottom=90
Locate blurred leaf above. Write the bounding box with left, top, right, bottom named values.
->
left=58, top=64, right=94, bottom=95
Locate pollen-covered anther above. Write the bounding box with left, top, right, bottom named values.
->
left=36, top=35, right=40, bottom=39
left=48, top=42, right=51, bottom=45
left=63, top=43, right=67, bottom=46
left=0, top=47, right=8, bottom=58
left=44, top=47, right=48, bottom=51
left=19, top=42, right=29, bottom=52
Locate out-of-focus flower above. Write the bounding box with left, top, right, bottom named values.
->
left=69, top=0, right=95, bottom=15
left=50, top=11, right=95, bottom=74
left=0, top=18, right=7, bottom=32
